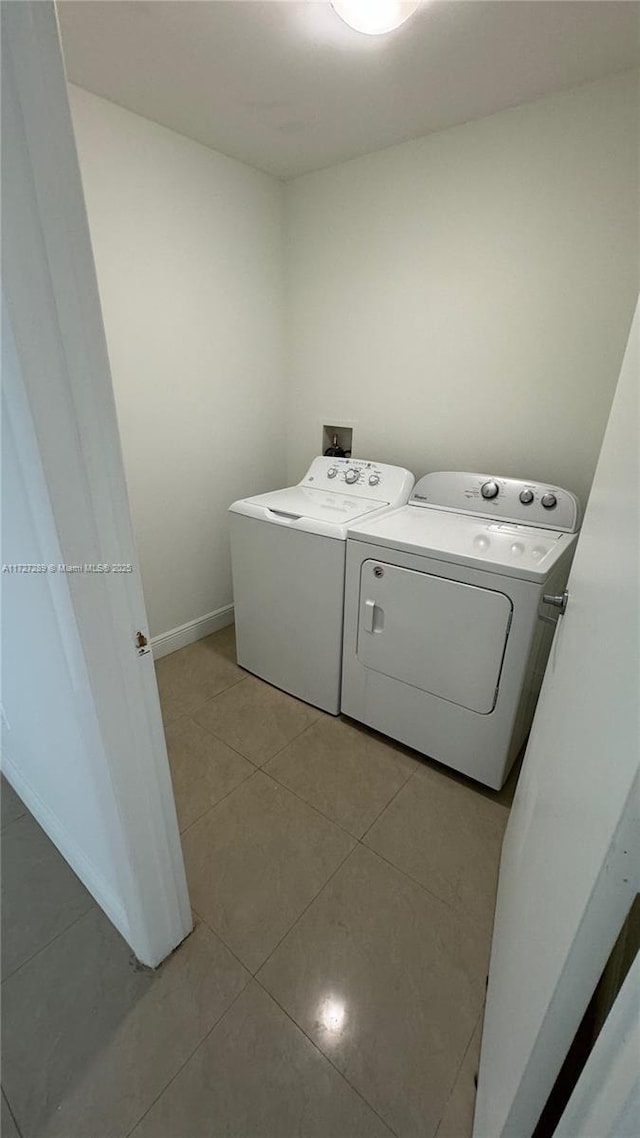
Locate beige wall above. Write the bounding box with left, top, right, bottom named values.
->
left=284, top=71, right=639, bottom=509
left=70, top=85, right=286, bottom=638
left=72, top=72, right=639, bottom=640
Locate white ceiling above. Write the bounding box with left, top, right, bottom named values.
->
left=58, top=0, right=640, bottom=179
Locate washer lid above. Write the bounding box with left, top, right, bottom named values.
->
left=231, top=485, right=388, bottom=528
left=348, top=505, right=577, bottom=582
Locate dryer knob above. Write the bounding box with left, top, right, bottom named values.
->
left=345, top=468, right=359, bottom=484
left=541, top=492, right=557, bottom=510
left=519, top=489, right=534, bottom=505
left=481, top=480, right=499, bottom=500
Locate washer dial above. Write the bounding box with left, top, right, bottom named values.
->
left=481, top=480, right=499, bottom=500
left=541, top=492, right=558, bottom=510
left=519, top=489, right=534, bottom=505
left=344, top=469, right=359, bottom=485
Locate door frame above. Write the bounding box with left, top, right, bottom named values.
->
left=2, top=1, right=192, bottom=966
left=553, top=947, right=640, bottom=1138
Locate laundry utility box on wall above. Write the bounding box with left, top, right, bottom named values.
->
left=322, top=423, right=354, bottom=459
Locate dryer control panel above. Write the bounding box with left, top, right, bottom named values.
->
left=410, top=472, right=581, bottom=532
left=302, top=456, right=414, bottom=504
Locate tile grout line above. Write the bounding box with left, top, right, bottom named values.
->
left=183, top=686, right=323, bottom=770
left=122, top=971, right=253, bottom=1138
left=12, top=638, right=473, bottom=1138
left=253, top=978, right=400, bottom=1138
left=433, top=1006, right=484, bottom=1138
left=262, top=722, right=421, bottom=839
left=181, top=739, right=492, bottom=960
left=156, top=650, right=487, bottom=1136
left=159, top=646, right=514, bottom=812
left=357, top=838, right=500, bottom=948
left=161, top=672, right=250, bottom=734
left=356, top=837, right=459, bottom=914
left=177, top=755, right=356, bottom=847
left=129, top=632, right=262, bottom=1135
left=256, top=715, right=324, bottom=768
left=182, top=716, right=260, bottom=769
left=125, top=965, right=398, bottom=1138
left=0, top=899, right=96, bottom=986
left=176, top=702, right=504, bottom=858
left=189, top=905, right=255, bottom=981
left=252, top=838, right=486, bottom=1138
left=359, top=765, right=421, bottom=843
left=250, top=837, right=359, bottom=978
left=2, top=1089, right=24, bottom=1138
left=191, top=829, right=357, bottom=980
left=176, top=764, right=264, bottom=846
left=180, top=731, right=360, bottom=847
left=357, top=771, right=503, bottom=937
left=259, top=764, right=478, bottom=930
left=177, top=721, right=495, bottom=960
left=353, top=768, right=476, bottom=912
left=262, top=763, right=363, bottom=841
left=176, top=705, right=420, bottom=847
left=177, top=766, right=261, bottom=841
left=165, top=880, right=399, bottom=1134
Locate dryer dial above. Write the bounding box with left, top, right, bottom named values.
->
left=541, top=492, right=558, bottom=510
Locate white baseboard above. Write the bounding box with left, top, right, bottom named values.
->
left=151, top=603, right=234, bottom=660
left=1, top=749, right=131, bottom=946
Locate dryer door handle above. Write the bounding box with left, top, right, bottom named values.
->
left=363, top=598, right=376, bottom=632
left=362, top=598, right=384, bottom=634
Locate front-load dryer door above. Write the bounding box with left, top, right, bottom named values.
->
left=357, top=560, right=513, bottom=714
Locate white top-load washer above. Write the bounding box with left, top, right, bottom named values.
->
left=342, top=471, right=581, bottom=788
left=229, top=456, right=414, bottom=714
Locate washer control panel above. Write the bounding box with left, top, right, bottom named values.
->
left=303, top=456, right=414, bottom=503
left=481, top=480, right=499, bottom=500
left=411, top=472, right=581, bottom=532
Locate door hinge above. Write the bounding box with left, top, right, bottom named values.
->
left=135, top=630, right=150, bottom=656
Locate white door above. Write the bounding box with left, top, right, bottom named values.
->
left=473, top=300, right=639, bottom=1136
left=2, top=1, right=191, bottom=966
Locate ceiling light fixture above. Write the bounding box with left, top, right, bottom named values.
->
left=331, top=0, right=421, bottom=36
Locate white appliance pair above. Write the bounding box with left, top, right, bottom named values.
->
left=230, top=460, right=580, bottom=788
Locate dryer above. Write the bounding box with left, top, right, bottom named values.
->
left=229, top=456, right=414, bottom=714
left=341, top=472, right=581, bottom=788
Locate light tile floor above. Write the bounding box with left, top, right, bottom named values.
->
left=1, top=624, right=516, bottom=1138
